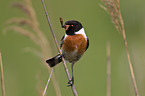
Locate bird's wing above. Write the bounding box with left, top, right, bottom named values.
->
left=60, top=35, right=65, bottom=48
left=85, top=37, right=89, bottom=51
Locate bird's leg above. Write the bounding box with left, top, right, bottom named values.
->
left=68, top=63, right=75, bottom=87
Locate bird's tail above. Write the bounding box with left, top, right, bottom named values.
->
left=46, top=54, right=62, bottom=67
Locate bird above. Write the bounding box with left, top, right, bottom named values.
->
left=46, top=20, right=89, bottom=86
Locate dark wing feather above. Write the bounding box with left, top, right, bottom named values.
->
left=60, top=35, right=65, bottom=48
left=85, top=37, right=89, bottom=51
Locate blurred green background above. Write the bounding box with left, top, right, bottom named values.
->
left=0, top=0, right=145, bottom=96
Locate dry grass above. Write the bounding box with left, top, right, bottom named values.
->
left=100, top=0, right=139, bottom=96
left=106, top=42, right=111, bottom=96
left=0, top=51, right=5, bottom=96
left=4, top=0, right=61, bottom=96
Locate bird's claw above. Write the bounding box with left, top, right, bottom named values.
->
left=67, top=79, right=74, bottom=87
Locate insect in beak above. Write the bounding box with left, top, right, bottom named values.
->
left=62, top=25, right=70, bottom=30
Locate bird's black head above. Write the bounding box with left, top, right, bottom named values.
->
left=62, top=20, right=83, bottom=35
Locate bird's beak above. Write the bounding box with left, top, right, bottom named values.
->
left=62, top=25, right=70, bottom=30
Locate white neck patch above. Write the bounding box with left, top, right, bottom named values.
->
left=75, top=28, right=87, bottom=38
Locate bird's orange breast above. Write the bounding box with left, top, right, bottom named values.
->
left=62, top=34, right=87, bottom=54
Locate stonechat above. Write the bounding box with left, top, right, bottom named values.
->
left=46, top=20, right=89, bottom=86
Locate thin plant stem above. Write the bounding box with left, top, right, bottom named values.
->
left=0, top=51, right=5, bottom=96
left=117, top=1, right=139, bottom=95
left=118, top=11, right=139, bottom=96
left=40, top=0, right=78, bottom=96
left=40, top=0, right=60, bottom=51
left=106, top=42, right=111, bottom=96
left=43, top=68, right=54, bottom=96
left=100, top=0, right=139, bottom=96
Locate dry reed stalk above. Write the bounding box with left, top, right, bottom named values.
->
left=106, top=42, right=111, bottom=96
left=4, top=0, right=62, bottom=96
left=4, top=25, right=40, bottom=46
left=43, top=68, right=54, bottom=96
left=5, top=18, right=33, bottom=27
left=12, top=1, right=39, bottom=27
left=0, top=51, right=5, bottom=96
left=40, top=0, right=78, bottom=96
left=100, top=0, right=139, bottom=96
